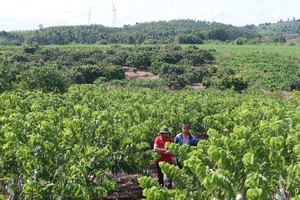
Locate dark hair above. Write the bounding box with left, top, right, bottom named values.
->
left=182, top=123, right=190, bottom=128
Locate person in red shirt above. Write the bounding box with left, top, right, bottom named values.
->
left=153, top=126, right=174, bottom=189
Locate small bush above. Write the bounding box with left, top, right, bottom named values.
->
left=159, top=64, right=188, bottom=89
left=94, top=77, right=107, bottom=85
left=77, top=65, right=125, bottom=84
left=18, top=66, right=70, bottom=93
left=202, top=77, right=214, bottom=88
left=217, top=75, right=249, bottom=91
left=290, top=80, right=300, bottom=91
left=235, top=37, right=248, bottom=45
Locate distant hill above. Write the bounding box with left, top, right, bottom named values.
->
left=256, top=20, right=300, bottom=35
left=256, top=20, right=300, bottom=43
left=0, top=19, right=299, bottom=45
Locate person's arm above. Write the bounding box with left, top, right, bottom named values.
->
left=154, top=143, right=172, bottom=154
left=174, top=135, right=179, bottom=144
left=190, top=139, right=198, bottom=146
left=189, top=134, right=198, bottom=146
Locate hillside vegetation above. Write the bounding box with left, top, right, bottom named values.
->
left=0, top=19, right=299, bottom=45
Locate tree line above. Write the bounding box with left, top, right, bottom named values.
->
left=1, top=19, right=299, bottom=45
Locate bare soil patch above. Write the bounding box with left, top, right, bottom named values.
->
left=260, top=88, right=293, bottom=100
left=124, top=67, right=159, bottom=79
left=124, top=67, right=206, bottom=90
left=96, top=164, right=157, bottom=200
left=186, top=83, right=206, bottom=90
left=282, top=91, right=293, bottom=100
left=95, top=173, right=144, bottom=200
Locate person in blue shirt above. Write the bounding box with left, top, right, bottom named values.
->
left=174, top=123, right=198, bottom=168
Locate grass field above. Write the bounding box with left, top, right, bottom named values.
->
left=199, top=43, right=300, bottom=59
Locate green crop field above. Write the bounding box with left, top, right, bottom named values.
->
left=0, top=43, right=300, bottom=199
left=199, top=43, right=300, bottom=59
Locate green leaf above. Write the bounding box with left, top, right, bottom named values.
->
left=242, top=152, right=254, bottom=166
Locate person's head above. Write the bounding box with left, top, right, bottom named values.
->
left=159, top=126, right=170, bottom=138
left=181, top=123, right=190, bottom=134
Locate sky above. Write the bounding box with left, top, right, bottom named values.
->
left=1, top=0, right=299, bottom=31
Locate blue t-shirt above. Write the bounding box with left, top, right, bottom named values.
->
left=174, top=133, right=198, bottom=146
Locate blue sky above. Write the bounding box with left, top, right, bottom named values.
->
left=1, top=0, right=299, bottom=31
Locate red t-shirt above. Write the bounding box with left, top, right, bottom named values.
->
left=154, top=136, right=174, bottom=163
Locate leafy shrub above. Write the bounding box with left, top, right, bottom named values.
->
left=94, top=77, right=107, bottom=85
left=10, top=51, right=31, bottom=62
left=103, top=50, right=128, bottom=65
left=102, top=65, right=126, bottom=80
left=176, top=34, right=204, bottom=44
left=36, top=47, right=62, bottom=62
left=150, top=52, right=179, bottom=74
left=151, top=52, right=178, bottom=65
left=208, top=66, right=218, bottom=74
left=207, top=28, right=229, bottom=41
left=159, top=64, right=188, bottom=89
left=18, top=66, right=70, bottom=93
left=23, top=43, right=39, bottom=54
left=290, top=80, right=300, bottom=91
left=0, top=61, right=20, bottom=93
left=77, top=65, right=125, bottom=84
left=235, top=37, right=248, bottom=45
left=202, top=77, right=214, bottom=88
left=63, top=67, right=85, bottom=84
left=182, top=66, right=209, bottom=85
left=177, top=58, right=194, bottom=66
left=215, top=67, right=236, bottom=78
left=163, top=73, right=188, bottom=90
left=76, top=65, right=102, bottom=84
left=125, top=52, right=151, bottom=68
left=182, top=46, right=215, bottom=66
left=217, top=75, right=249, bottom=91
left=159, top=63, right=185, bottom=75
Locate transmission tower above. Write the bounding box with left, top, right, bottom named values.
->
left=112, top=2, right=117, bottom=27
left=87, top=7, right=92, bottom=25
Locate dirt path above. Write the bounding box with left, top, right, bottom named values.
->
left=96, top=174, right=144, bottom=200
left=96, top=164, right=157, bottom=200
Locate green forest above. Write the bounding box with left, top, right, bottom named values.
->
left=1, top=19, right=300, bottom=45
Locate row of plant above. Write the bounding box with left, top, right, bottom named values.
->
left=0, top=84, right=271, bottom=199
left=215, top=50, right=300, bottom=91
left=139, top=91, right=300, bottom=199
left=1, top=85, right=299, bottom=199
